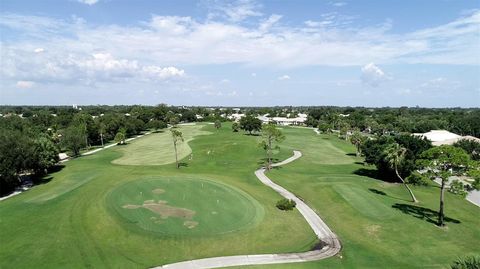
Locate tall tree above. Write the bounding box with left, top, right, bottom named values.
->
left=171, top=129, right=184, bottom=169
left=169, top=116, right=180, bottom=127
left=114, top=128, right=126, bottom=145
left=350, top=131, right=365, bottom=156
left=383, top=143, right=418, bottom=203
left=98, top=123, right=106, bottom=147
left=148, top=119, right=167, bottom=132
left=214, top=120, right=222, bottom=130
left=62, top=124, right=86, bottom=157
left=32, top=136, right=59, bottom=175
left=418, top=145, right=471, bottom=226
left=260, top=124, right=285, bottom=170
left=232, top=122, right=239, bottom=132
left=239, top=115, right=262, bottom=135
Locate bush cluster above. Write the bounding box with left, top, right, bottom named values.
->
left=276, top=198, right=296, bottom=210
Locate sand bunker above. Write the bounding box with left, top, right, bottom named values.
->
left=183, top=221, right=199, bottom=229
left=152, top=188, right=165, bottom=194
left=123, top=200, right=197, bottom=228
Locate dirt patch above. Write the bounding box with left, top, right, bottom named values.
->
left=123, top=200, right=197, bottom=228
left=152, top=188, right=165, bottom=194
left=365, top=224, right=381, bottom=239
left=123, top=205, right=141, bottom=209
left=183, top=221, right=198, bottom=229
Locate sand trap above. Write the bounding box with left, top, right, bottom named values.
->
left=183, top=221, right=198, bottom=229
left=152, top=188, right=165, bottom=194
left=123, top=200, right=197, bottom=227
left=123, top=204, right=141, bottom=209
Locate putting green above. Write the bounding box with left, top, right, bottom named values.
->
left=108, top=177, right=264, bottom=236
left=112, top=124, right=212, bottom=166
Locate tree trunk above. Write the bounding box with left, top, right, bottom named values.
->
left=173, top=141, right=179, bottom=169
left=267, top=137, right=272, bottom=170
left=395, top=165, right=418, bottom=203
left=100, top=133, right=104, bottom=148
left=439, top=179, right=445, bottom=226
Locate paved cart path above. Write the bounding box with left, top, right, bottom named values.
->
left=153, top=150, right=341, bottom=269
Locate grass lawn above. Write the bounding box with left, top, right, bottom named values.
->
left=111, top=124, right=211, bottom=165
left=0, top=123, right=478, bottom=268
left=108, top=177, right=264, bottom=236
left=239, top=127, right=480, bottom=268
left=0, top=123, right=314, bottom=268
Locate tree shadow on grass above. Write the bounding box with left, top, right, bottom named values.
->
left=369, top=188, right=386, bottom=195
left=346, top=153, right=357, bottom=156
left=354, top=168, right=398, bottom=183
left=257, top=158, right=281, bottom=167
left=178, top=162, right=189, bottom=168
left=354, top=168, right=383, bottom=180
left=369, top=188, right=411, bottom=202
left=392, top=203, right=461, bottom=225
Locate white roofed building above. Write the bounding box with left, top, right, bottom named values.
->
left=413, top=130, right=480, bottom=146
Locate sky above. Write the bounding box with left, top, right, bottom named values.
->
left=1, top=0, right=479, bottom=107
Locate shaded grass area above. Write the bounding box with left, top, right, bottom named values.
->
left=0, top=123, right=315, bottom=268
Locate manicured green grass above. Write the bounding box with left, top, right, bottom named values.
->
left=112, top=124, right=211, bottom=165
left=108, top=177, right=264, bottom=236
left=245, top=127, right=480, bottom=269
left=0, top=123, right=314, bottom=268
left=1, top=123, right=478, bottom=269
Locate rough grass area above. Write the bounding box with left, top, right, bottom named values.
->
left=108, top=177, right=264, bottom=236
left=111, top=124, right=212, bottom=166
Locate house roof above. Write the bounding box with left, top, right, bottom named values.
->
left=413, top=130, right=479, bottom=146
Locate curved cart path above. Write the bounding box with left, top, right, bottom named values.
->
left=153, top=150, right=341, bottom=269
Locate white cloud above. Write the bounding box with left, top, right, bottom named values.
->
left=34, top=48, right=44, bottom=53
left=1, top=50, right=184, bottom=84
left=0, top=10, right=479, bottom=87
left=16, top=80, right=35, bottom=88
left=332, top=2, right=347, bottom=7
left=78, top=0, right=99, bottom=5
left=207, top=0, right=262, bottom=22
left=251, top=73, right=257, bottom=77
left=278, top=75, right=290, bottom=80
left=304, top=20, right=321, bottom=27
left=419, top=77, right=461, bottom=91
left=141, top=66, right=185, bottom=80
left=259, top=14, right=282, bottom=32
left=361, top=63, right=386, bottom=87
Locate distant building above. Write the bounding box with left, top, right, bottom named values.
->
left=413, top=130, right=480, bottom=146
left=227, top=113, right=245, bottom=122
left=257, top=113, right=308, bottom=126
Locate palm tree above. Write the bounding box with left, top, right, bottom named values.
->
left=349, top=131, right=365, bottom=156
left=383, top=143, right=418, bottom=203
left=171, top=129, right=184, bottom=169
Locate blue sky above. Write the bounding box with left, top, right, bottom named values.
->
left=1, top=0, right=479, bottom=107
